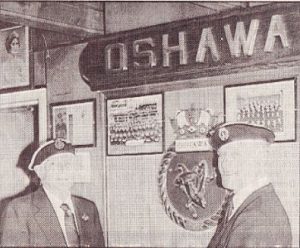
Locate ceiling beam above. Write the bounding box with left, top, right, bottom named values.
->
left=0, top=2, right=104, bottom=38
left=190, top=2, right=227, bottom=12
left=191, top=2, right=247, bottom=12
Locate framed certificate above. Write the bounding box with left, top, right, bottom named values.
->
left=50, top=99, right=96, bottom=147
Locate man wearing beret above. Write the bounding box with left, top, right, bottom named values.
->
left=207, top=123, right=292, bottom=248
left=0, top=139, right=105, bottom=247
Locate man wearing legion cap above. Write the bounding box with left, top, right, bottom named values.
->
left=207, top=123, right=292, bottom=248
left=0, top=139, right=105, bottom=247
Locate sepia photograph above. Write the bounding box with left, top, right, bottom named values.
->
left=225, top=79, right=296, bottom=141
left=106, top=94, right=163, bottom=155
left=0, top=26, right=29, bottom=91
left=0, top=1, right=299, bottom=248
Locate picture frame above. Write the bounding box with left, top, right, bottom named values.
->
left=224, top=79, right=296, bottom=142
left=0, top=26, right=30, bottom=92
left=50, top=99, right=96, bottom=147
left=106, top=93, right=164, bottom=155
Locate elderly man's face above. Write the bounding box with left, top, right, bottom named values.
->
left=37, top=153, right=77, bottom=192
left=217, top=143, right=242, bottom=191
left=217, top=140, right=268, bottom=191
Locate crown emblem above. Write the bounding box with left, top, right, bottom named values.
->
left=54, top=139, right=65, bottom=150
left=170, top=105, right=218, bottom=139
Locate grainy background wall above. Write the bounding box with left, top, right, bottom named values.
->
left=34, top=43, right=299, bottom=247
left=0, top=109, right=34, bottom=200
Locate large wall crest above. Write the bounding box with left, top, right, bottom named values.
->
left=158, top=145, right=228, bottom=231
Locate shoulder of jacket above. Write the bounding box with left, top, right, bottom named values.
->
left=10, top=192, right=33, bottom=204
left=72, top=195, right=96, bottom=206
left=3, top=192, right=34, bottom=214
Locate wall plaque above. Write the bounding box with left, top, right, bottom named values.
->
left=79, top=3, right=300, bottom=91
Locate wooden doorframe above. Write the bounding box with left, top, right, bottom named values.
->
left=0, top=88, right=47, bottom=143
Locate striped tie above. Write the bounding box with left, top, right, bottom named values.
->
left=60, top=203, right=80, bottom=247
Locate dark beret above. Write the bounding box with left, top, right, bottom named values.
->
left=28, top=139, right=75, bottom=170
left=208, top=122, right=275, bottom=150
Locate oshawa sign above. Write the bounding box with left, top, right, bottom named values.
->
left=79, top=3, right=300, bottom=91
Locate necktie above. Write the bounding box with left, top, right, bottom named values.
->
left=216, top=192, right=234, bottom=230
left=60, top=203, right=80, bottom=247
left=223, top=195, right=234, bottom=223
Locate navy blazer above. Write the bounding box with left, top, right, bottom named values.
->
left=0, top=186, right=105, bottom=247
left=208, top=183, right=292, bottom=248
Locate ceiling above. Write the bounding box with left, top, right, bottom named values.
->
left=104, top=2, right=269, bottom=33
left=0, top=1, right=270, bottom=50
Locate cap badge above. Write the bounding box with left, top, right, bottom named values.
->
left=81, top=213, right=89, bottom=221
left=54, top=139, right=65, bottom=150
left=218, top=127, right=229, bottom=141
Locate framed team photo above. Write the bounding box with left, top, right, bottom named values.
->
left=106, top=94, right=164, bottom=155
left=50, top=99, right=96, bottom=147
left=0, top=26, right=30, bottom=91
left=225, top=79, right=296, bottom=142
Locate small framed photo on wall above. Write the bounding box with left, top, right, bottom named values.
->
left=50, top=99, right=96, bottom=147
left=106, top=93, right=164, bottom=155
left=225, top=79, right=296, bottom=142
left=0, top=26, right=30, bottom=91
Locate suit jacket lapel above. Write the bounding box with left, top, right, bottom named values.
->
left=72, top=196, right=90, bottom=247
left=72, top=197, right=83, bottom=239
left=32, top=187, right=67, bottom=246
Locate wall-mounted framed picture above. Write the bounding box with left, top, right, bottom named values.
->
left=0, top=26, right=30, bottom=92
left=106, top=93, right=164, bottom=155
left=50, top=99, right=96, bottom=147
left=224, top=79, right=296, bottom=142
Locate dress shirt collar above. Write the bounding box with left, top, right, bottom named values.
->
left=230, top=177, right=270, bottom=219
left=43, top=185, right=75, bottom=214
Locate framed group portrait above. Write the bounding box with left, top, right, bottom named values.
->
left=50, top=99, right=96, bottom=147
left=106, top=93, right=164, bottom=155
left=224, top=79, right=296, bottom=142
left=0, top=25, right=30, bottom=92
